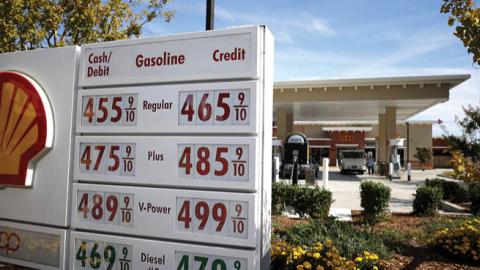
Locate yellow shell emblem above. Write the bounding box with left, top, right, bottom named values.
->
left=0, top=72, right=53, bottom=187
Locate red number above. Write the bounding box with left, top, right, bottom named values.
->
left=179, top=147, right=193, bottom=175
left=106, top=195, right=118, bottom=221
left=108, top=145, right=120, bottom=171
left=78, top=193, right=89, bottom=219
left=195, top=201, right=209, bottom=230
left=196, top=147, right=210, bottom=175
left=94, top=145, right=106, bottom=171
left=214, top=147, right=228, bottom=176
left=81, top=145, right=92, bottom=170
left=92, top=194, right=103, bottom=220
left=181, top=94, right=195, bottom=121
left=111, top=97, right=122, bottom=122
left=216, top=92, right=230, bottom=121
left=97, top=97, right=108, bottom=123
left=178, top=200, right=192, bottom=229
left=235, top=204, right=243, bottom=216
left=83, top=97, right=94, bottom=123
left=234, top=147, right=246, bottom=176
left=212, top=203, right=227, bottom=232
left=198, top=93, right=212, bottom=121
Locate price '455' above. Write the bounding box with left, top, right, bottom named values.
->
left=82, top=94, right=137, bottom=126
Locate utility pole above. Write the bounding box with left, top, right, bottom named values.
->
left=206, top=0, right=215, bottom=30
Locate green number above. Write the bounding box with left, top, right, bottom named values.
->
left=177, top=254, right=189, bottom=270
left=194, top=256, right=208, bottom=270
left=211, top=259, right=226, bottom=270
left=104, top=245, right=116, bottom=270
left=75, top=241, right=87, bottom=267
left=234, top=260, right=241, bottom=270
left=90, top=243, right=102, bottom=269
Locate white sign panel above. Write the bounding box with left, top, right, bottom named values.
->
left=79, top=26, right=261, bottom=87
left=71, top=184, right=258, bottom=248
left=74, top=136, right=259, bottom=192
left=0, top=220, right=67, bottom=270
left=70, top=231, right=258, bottom=270
left=75, top=81, right=260, bottom=134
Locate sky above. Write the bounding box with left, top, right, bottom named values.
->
left=143, top=0, right=480, bottom=136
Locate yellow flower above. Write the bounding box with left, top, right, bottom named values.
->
left=297, top=265, right=304, bottom=270
left=355, top=257, right=363, bottom=262
left=373, top=266, right=378, bottom=270
left=313, top=252, right=321, bottom=259
left=303, top=261, right=312, bottom=269
left=316, top=266, right=324, bottom=270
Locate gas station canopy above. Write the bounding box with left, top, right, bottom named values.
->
left=273, top=74, right=470, bottom=122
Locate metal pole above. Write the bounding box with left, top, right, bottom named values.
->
left=206, top=0, right=215, bottom=30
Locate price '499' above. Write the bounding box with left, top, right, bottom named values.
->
left=176, top=198, right=248, bottom=239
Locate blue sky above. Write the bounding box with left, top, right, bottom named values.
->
left=143, top=0, right=480, bottom=136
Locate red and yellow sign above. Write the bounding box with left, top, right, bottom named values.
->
left=0, top=72, right=53, bottom=187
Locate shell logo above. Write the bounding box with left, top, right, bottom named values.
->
left=0, top=72, right=54, bottom=187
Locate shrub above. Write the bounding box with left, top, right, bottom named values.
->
left=271, top=239, right=386, bottom=270
left=413, top=186, right=443, bottom=216
left=294, top=187, right=333, bottom=219
left=272, top=183, right=333, bottom=219
left=425, top=178, right=468, bottom=202
left=272, top=182, right=289, bottom=216
left=273, top=219, right=392, bottom=260
left=469, top=182, right=480, bottom=215
left=360, top=181, right=391, bottom=224
left=431, top=218, right=480, bottom=262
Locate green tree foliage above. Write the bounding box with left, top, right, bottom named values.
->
left=0, top=0, right=175, bottom=53
left=414, top=147, right=432, bottom=170
left=445, top=105, right=480, bottom=161
left=441, top=0, right=480, bottom=64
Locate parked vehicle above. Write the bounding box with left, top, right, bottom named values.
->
left=339, top=150, right=366, bottom=174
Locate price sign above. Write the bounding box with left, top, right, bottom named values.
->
left=178, top=89, right=250, bottom=126
left=81, top=94, right=137, bottom=126
left=70, top=231, right=257, bottom=269
left=79, top=143, right=135, bottom=176
left=72, top=184, right=257, bottom=248
left=76, top=191, right=133, bottom=227
left=76, top=81, right=259, bottom=134
left=74, top=239, right=132, bottom=270
left=74, top=137, right=258, bottom=192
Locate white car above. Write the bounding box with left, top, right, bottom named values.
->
left=339, top=150, right=366, bottom=174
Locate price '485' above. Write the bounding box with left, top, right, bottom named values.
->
left=178, top=145, right=248, bottom=181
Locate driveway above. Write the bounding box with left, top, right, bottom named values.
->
left=322, top=168, right=453, bottom=213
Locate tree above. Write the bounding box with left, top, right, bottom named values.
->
left=414, top=147, right=432, bottom=171
left=442, top=105, right=480, bottom=182
left=441, top=0, right=480, bottom=65
left=0, top=0, right=175, bottom=53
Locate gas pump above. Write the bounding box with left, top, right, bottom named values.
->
left=283, top=133, right=309, bottom=185
left=389, top=138, right=405, bottom=179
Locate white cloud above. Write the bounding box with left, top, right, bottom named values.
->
left=310, top=18, right=335, bottom=36
left=216, top=7, right=235, bottom=22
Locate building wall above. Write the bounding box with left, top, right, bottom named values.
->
left=407, top=123, right=433, bottom=169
